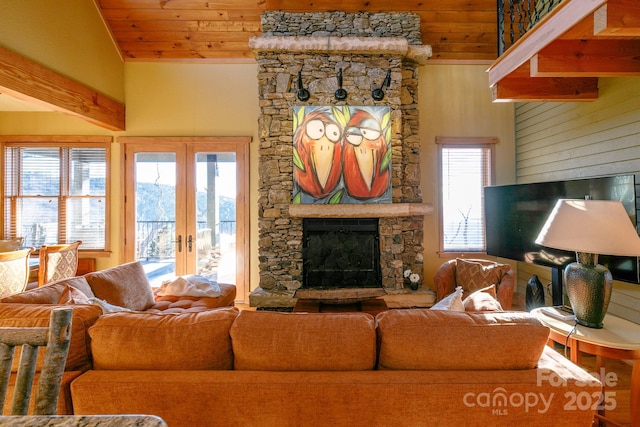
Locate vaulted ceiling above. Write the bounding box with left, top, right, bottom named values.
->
left=94, top=0, right=498, bottom=62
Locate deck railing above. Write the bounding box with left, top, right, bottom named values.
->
left=498, top=0, right=562, bottom=56
left=136, top=220, right=235, bottom=260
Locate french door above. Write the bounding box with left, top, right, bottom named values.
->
left=121, top=137, right=250, bottom=302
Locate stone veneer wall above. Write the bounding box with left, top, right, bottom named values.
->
left=261, top=12, right=422, bottom=43
left=253, top=12, right=426, bottom=303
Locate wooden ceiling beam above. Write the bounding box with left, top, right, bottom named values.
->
left=531, top=39, right=640, bottom=77
left=488, top=0, right=640, bottom=101
left=594, top=0, right=640, bottom=36
left=488, top=0, right=607, bottom=87
left=0, top=46, right=125, bottom=131
left=491, top=76, right=599, bottom=102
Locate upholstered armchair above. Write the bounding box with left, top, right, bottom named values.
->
left=433, top=258, right=515, bottom=310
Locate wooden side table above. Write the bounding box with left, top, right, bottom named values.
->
left=532, top=308, right=640, bottom=427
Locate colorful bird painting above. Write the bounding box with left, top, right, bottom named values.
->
left=342, top=109, right=391, bottom=200
left=292, top=108, right=344, bottom=199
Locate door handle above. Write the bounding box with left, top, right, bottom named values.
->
left=176, top=235, right=182, bottom=253
left=187, top=235, right=193, bottom=252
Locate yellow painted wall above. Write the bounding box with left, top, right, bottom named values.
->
left=121, top=63, right=260, bottom=296
left=419, top=63, right=516, bottom=288
left=0, top=0, right=124, bottom=101
left=0, top=0, right=517, bottom=296
left=0, top=61, right=515, bottom=296
left=0, top=63, right=261, bottom=296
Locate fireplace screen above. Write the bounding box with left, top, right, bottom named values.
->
left=302, top=218, right=381, bottom=288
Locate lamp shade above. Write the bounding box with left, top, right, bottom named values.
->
left=535, top=199, right=640, bottom=256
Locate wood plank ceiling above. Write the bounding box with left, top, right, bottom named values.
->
left=94, top=0, right=499, bottom=62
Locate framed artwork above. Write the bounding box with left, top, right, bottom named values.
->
left=292, top=105, right=392, bottom=204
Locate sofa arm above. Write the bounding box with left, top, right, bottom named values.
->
left=496, top=269, right=515, bottom=309
left=433, top=259, right=457, bottom=302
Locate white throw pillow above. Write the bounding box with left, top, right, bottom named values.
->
left=431, top=286, right=464, bottom=311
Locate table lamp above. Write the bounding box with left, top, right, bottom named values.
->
left=535, top=199, right=640, bottom=328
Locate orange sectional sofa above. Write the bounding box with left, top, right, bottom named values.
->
left=0, top=263, right=600, bottom=426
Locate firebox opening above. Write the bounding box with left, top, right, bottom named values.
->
left=302, top=218, right=382, bottom=289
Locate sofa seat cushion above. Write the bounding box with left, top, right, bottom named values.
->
left=84, top=261, right=155, bottom=311
left=88, top=307, right=238, bottom=370
left=0, top=303, right=102, bottom=372
left=230, top=311, right=377, bottom=371
left=147, top=282, right=236, bottom=314
left=375, top=309, right=549, bottom=370
left=1, top=276, right=95, bottom=304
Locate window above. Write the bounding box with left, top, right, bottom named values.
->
left=2, top=137, right=111, bottom=251
left=437, top=137, right=496, bottom=253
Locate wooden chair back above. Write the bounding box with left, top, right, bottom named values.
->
left=37, top=241, right=82, bottom=287
left=0, top=307, right=72, bottom=415
left=0, top=248, right=35, bottom=298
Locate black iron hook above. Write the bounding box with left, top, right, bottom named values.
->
left=335, top=68, right=347, bottom=101
left=372, top=69, right=392, bottom=101
left=297, top=71, right=310, bottom=102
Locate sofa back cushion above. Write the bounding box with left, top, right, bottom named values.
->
left=375, top=309, right=549, bottom=370
left=88, top=307, right=238, bottom=370
left=0, top=303, right=102, bottom=372
left=230, top=311, right=377, bottom=371
left=1, top=276, right=95, bottom=304
left=84, top=261, right=155, bottom=311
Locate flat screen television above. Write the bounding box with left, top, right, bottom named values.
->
left=484, top=174, right=640, bottom=284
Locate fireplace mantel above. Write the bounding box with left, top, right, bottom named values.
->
left=289, top=203, right=433, bottom=218
left=249, top=36, right=432, bottom=63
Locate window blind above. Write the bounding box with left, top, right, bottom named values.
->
left=440, top=145, right=492, bottom=252
left=3, top=145, right=107, bottom=250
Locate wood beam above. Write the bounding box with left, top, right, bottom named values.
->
left=491, top=77, right=598, bottom=102
left=0, top=46, right=125, bottom=131
left=532, top=39, right=640, bottom=76
left=488, top=0, right=607, bottom=88
left=594, top=0, right=640, bottom=37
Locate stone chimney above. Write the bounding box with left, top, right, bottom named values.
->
left=250, top=12, right=433, bottom=308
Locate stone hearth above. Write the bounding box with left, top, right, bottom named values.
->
left=250, top=12, right=435, bottom=309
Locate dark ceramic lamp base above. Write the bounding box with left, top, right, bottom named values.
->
left=564, top=252, right=612, bottom=329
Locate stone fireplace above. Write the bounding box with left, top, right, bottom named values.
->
left=249, top=12, right=434, bottom=308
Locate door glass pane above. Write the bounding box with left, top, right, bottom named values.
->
left=195, top=152, right=236, bottom=284
left=134, top=152, right=177, bottom=286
